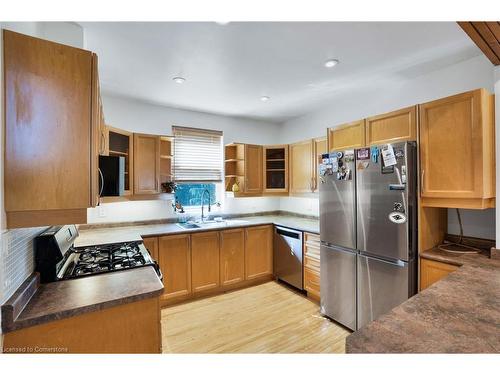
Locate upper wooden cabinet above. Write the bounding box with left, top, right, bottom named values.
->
left=133, top=133, right=161, bottom=195
left=107, top=126, right=134, bottom=195
left=3, top=30, right=99, bottom=228
left=365, top=106, right=417, bottom=145
left=328, top=120, right=366, bottom=151
left=224, top=143, right=263, bottom=195
left=245, top=144, right=264, bottom=194
left=419, top=89, right=495, bottom=209
left=290, top=140, right=314, bottom=194
left=312, top=137, right=327, bottom=192
left=263, top=145, right=289, bottom=193
left=245, top=225, right=273, bottom=280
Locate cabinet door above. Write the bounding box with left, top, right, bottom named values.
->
left=143, top=237, right=159, bottom=262
left=420, top=258, right=458, bottom=290
left=220, top=229, right=245, bottom=286
left=191, top=231, right=220, bottom=293
left=159, top=234, right=191, bottom=300
left=365, top=106, right=417, bottom=146
left=245, top=225, right=273, bottom=280
left=4, top=30, right=93, bottom=215
left=312, top=137, right=327, bottom=192
left=244, top=144, right=263, bottom=194
left=419, top=89, right=493, bottom=202
left=290, top=140, right=314, bottom=194
left=328, top=120, right=366, bottom=151
left=109, top=127, right=134, bottom=195
left=133, top=133, right=160, bottom=194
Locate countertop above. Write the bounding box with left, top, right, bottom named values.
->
left=1, top=267, right=164, bottom=333
left=75, top=214, right=320, bottom=247
left=346, top=247, right=500, bottom=353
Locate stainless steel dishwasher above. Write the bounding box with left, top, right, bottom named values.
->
left=273, top=226, right=303, bottom=290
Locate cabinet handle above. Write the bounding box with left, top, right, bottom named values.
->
left=421, top=170, right=424, bottom=194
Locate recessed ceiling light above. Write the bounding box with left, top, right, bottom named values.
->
left=173, top=76, right=186, bottom=84
left=260, top=96, right=270, bottom=102
left=324, top=59, right=339, bottom=68
left=215, top=21, right=230, bottom=25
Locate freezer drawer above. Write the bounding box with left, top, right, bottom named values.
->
left=320, top=244, right=357, bottom=330
left=357, top=254, right=416, bottom=329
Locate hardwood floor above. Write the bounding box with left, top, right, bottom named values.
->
left=161, top=281, right=350, bottom=353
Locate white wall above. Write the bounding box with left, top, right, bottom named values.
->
left=278, top=54, right=496, bottom=239
left=101, top=94, right=281, bottom=145
left=87, top=94, right=283, bottom=223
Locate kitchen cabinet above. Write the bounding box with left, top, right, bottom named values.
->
left=245, top=225, right=273, bottom=280
left=143, top=237, right=159, bottom=262
left=290, top=140, right=314, bottom=194
left=365, top=106, right=417, bottom=145
left=159, top=234, right=192, bottom=300
left=420, top=258, right=458, bottom=291
left=3, top=30, right=99, bottom=228
left=245, top=144, right=264, bottom=194
left=108, top=126, right=134, bottom=195
left=133, top=133, right=161, bottom=195
left=328, top=120, right=366, bottom=152
left=224, top=143, right=263, bottom=195
left=3, top=297, right=161, bottom=353
left=263, top=145, right=289, bottom=193
left=191, top=231, right=220, bottom=293
left=289, top=137, right=327, bottom=194
left=220, top=229, right=246, bottom=286
left=419, top=89, right=495, bottom=209
left=303, top=232, right=321, bottom=300
left=312, top=137, right=327, bottom=192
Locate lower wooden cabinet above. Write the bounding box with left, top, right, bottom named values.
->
left=191, top=231, right=220, bottom=293
left=154, top=224, right=275, bottom=306
left=143, top=236, right=159, bottom=262
left=420, top=258, right=459, bottom=291
left=158, top=234, right=191, bottom=300
left=245, top=225, right=273, bottom=280
left=303, top=232, right=321, bottom=300
left=220, top=228, right=246, bottom=286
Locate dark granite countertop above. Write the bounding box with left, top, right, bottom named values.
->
left=1, top=267, right=164, bottom=333
left=75, top=214, right=320, bottom=247
left=346, top=247, right=500, bottom=353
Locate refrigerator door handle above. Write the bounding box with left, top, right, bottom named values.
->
left=321, top=242, right=357, bottom=255
left=363, top=255, right=407, bottom=268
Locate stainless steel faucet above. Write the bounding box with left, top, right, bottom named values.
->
left=200, top=189, right=211, bottom=222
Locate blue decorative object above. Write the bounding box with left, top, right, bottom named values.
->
left=174, top=183, right=216, bottom=207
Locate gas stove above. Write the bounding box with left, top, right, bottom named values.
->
left=34, top=225, right=162, bottom=283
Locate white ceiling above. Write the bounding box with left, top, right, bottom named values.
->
left=80, top=22, right=481, bottom=123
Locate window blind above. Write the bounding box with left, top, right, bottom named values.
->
left=173, top=126, right=223, bottom=182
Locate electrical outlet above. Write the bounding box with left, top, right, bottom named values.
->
left=98, top=205, right=106, bottom=218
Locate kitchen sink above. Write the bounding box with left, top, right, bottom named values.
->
left=176, top=219, right=250, bottom=230
left=176, top=222, right=201, bottom=229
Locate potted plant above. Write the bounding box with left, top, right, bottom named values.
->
left=161, top=181, right=177, bottom=193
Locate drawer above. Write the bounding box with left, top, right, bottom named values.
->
left=304, top=255, right=320, bottom=273
left=305, top=232, right=320, bottom=244
left=304, top=267, right=320, bottom=298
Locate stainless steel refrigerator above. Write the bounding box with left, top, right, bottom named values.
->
left=319, top=141, right=417, bottom=331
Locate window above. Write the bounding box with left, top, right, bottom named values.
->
left=173, top=126, right=223, bottom=182
left=174, top=183, right=217, bottom=208
left=173, top=126, right=223, bottom=209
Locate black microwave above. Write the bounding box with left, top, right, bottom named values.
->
left=99, top=155, right=125, bottom=196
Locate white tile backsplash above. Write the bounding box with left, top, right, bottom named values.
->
left=0, top=227, right=46, bottom=306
